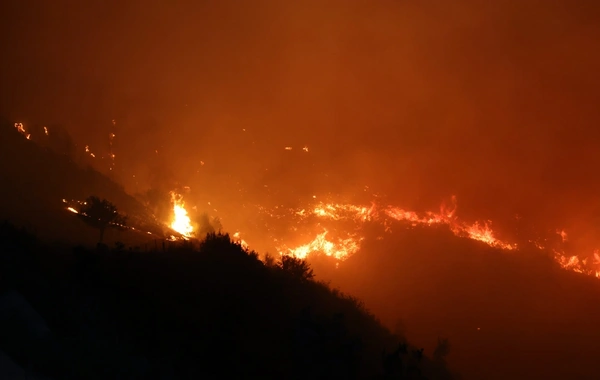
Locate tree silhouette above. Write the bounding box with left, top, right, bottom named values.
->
left=78, top=196, right=126, bottom=244
left=263, top=253, right=277, bottom=267
left=278, top=255, right=315, bottom=280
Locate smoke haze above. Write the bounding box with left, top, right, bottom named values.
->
left=2, top=1, right=600, bottom=377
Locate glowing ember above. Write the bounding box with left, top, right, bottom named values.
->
left=85, top=145, right=96, bottom=158
left=557, top=229, right=568, bottom=242
left=15, top=122, right=25, bottom=134
left=109, top=132, right=116, bottom=171
left=170, top=192, right=193, bottom=237
left=14, top=122, right=31, bottom=139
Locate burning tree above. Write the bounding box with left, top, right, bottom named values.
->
left=79, top=196, right=127, bottom=244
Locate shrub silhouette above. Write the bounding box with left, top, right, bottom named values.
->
left=278, top=255, right=315, bottom=281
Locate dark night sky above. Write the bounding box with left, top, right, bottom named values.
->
left=2, top=0, right=600, bottom=238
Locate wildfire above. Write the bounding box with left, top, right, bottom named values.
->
left=170, top=192, right=193, bottom=237
left=61, top=185, right=600, bottom=279
left=40, top=112, right=600, bottom=282
left=264, top=194, right=600, bottom=279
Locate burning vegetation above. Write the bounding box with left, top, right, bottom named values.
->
left=4, top=120, right=590, bottom=280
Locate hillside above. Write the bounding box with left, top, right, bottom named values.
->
left=0, top=223, right=456, bottom=379
left=0, top=120, right=165, bottom=246
left=315, top=224, right=600, bottom=379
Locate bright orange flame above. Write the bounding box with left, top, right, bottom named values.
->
left=463, top=221, right=516, bottom=250
left=233, top=232, right=249, bottom=250
left=270, top=196, right=517, bottom=262
left=170, top=192, right=193, bottom=237
left=278, top=230, right=363, bottom=260
left=14, top=122, right=30, bottom=139
left=15, top=123, right=25, bottom=134
left=267, top=194, right=600, bottom=279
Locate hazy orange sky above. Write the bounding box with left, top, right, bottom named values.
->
left=3, top=3, right=600, bottom=379
left=2, top=0, right=600, bottom=239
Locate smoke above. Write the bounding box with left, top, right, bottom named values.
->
left=2, top=0, right=600, bottom=252
left=3, top=2, right=600, bottom=378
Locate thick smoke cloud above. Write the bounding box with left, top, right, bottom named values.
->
left=2, top=0, right=600, bottom=244
left=3, top=2, right=600, bottom=378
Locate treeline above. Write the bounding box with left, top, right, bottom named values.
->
left=0, top=221, right=456, bottom=379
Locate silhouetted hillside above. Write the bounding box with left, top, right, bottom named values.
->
left=0, top=222, right=456, bottom=379
left=0, top=121, right=164, bottom=246
left=315, top=223, right=600, bottom=380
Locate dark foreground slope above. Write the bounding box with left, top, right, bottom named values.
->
left=0, top=222, right=456, bottom=379
left=317, top=224, right=600, bottom=380
left=0, top=121, right=163, bottom=246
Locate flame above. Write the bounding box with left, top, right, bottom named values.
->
left=265, top=196, right=517, bottom=261
left=15, top=122, right=25, bottom=134
left=170, top=192, right=193, bottom=237
left=278, top=230, right=363, bottom=260
left=463, top=221, right=516, bottom=250
left=60, top=185, right=600, bottom=279
left=552, top=249, right=600, bottom=278
left=14, top=122, right=31, bottom=139
left=266, top=195, right=600, bottom=279
left=233, top=232, right=249, bottom=250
